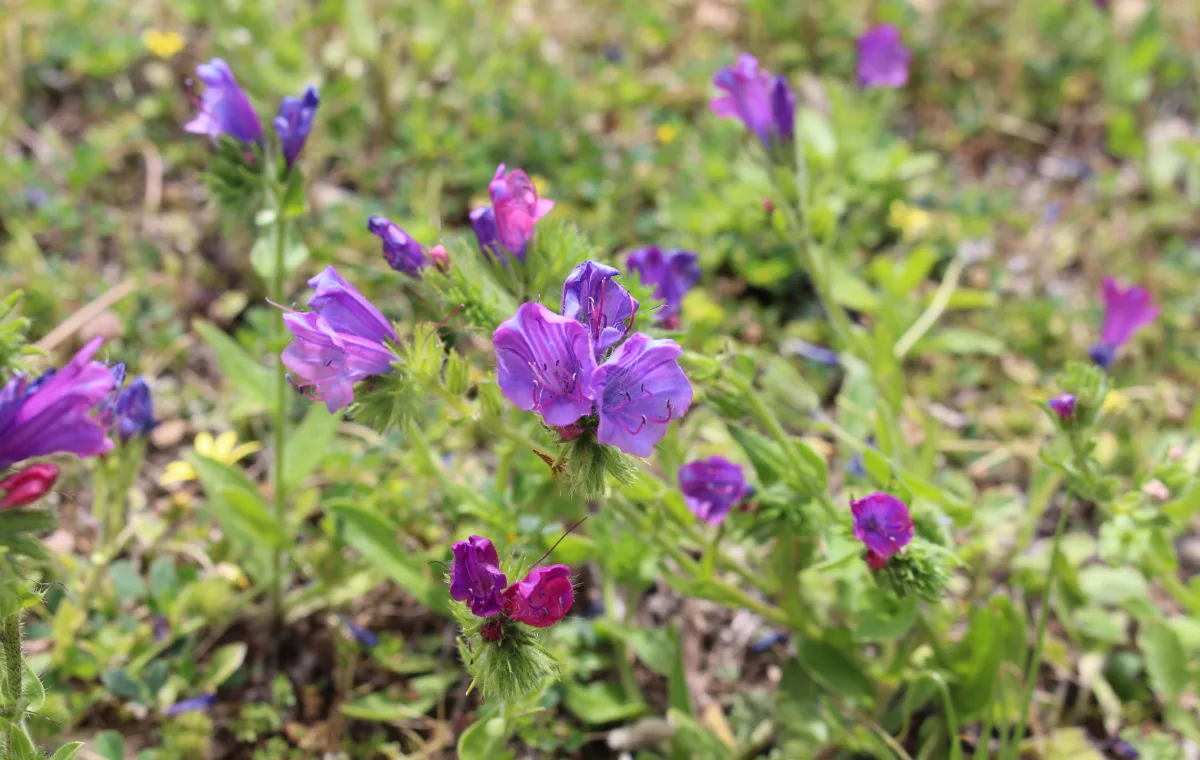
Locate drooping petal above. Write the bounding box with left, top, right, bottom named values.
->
left=587, top=332, right=692, bottom=457
left=305, top=266, right=396, bottom=344
left=449, top=535, right=508, bottom=618
left=678, top=457, right=747, bottom=526
left=857, top=25, right=911, bottom=89
left=273, top=85, right=320, bottom=168
left=368, top=215, right=428, bottom=277
left=503, top=564, right=574, bottom=628
left=850, top=492, right=913, bottom=560
left=185, top=58, right=264, bottom=144
left=561, top=261, right=640, bottom=357
left=493, top=303, right=598, bottom=427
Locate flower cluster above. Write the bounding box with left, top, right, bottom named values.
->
left=1089, top=277, right=1159, bottom=370
left=449, top=535, right=575, bottom=630
left=470, top=164, right=555, bottom=264
left=494, top=261, right=693, bottom=457
left=626, top=246, right=700, bottom=328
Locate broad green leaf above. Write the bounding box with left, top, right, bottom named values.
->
left=250, top=223, right=310, bottom=282
left=828, top=263, right=879, bottom=313
left=457, top=712, right=513, bottom=760
left=855, top=591, right=918, bottom=642
left=797, top=638, right=874, bottom=702
left=283, top=404, right=341, bottom=490
left=92, top=730, right=124, bottom=760
left=727, top=425, right=789, bottom=487
left=193, top=319, right=273, bottom=410
left=48, top=742, right=86, bottom=760
left=890, top=246, right=939, bottom=297
left=7, top=723, right=38, bottom=760
left=563, top=681, right=647, bottom=725
left=951, top=605, right=1001, bottom=719
left=101, top=668, right=145, bottom=702
left=198, top=643, right=247, bottom=692
left=341, top=691, right=438, bottom=722
left=20, top=657, right=45, bottom=712
left=109, top=560, right=147, bottom=603
left=220, top=486, right=287, bottom=548
left=1139, top=623, right=1189, bottom=705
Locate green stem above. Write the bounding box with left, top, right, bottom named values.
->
left=1003, top=498, right=1071, bottom=760
left=894, top=255, right=966, bottom=360
left=602, top=578, right=641, bottom=702
left=1, top=612, right=22, bottom=708
left=92, top=461, right=111, bottom=548
left=271, top=209, right=289, bottom=624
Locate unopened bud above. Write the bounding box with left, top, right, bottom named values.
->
left=0, top=463, right=60, bottom=509
left=445, top=350, right=471, bottom=395
left=429, top=244, right=450, bottom=273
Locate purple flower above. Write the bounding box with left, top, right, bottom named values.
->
left=471, top=164, right=555, bottom=262
left=850, top=493, right=913, bottom=561
left=114, top=378, right=158, bottom=440
left=857, top=25, right=911, bottom=89
left=338, top=614, right=380, bottom=648
left=184, top=59, right=264, bottom=144
left=449, top=535, right=508, bottom=618
left=1047, top=393, right=1076, bottom=420
left=1088, top=277, right=1159, bottom=370
left=0, top=463, right=59, bottom=509
left=710, top=54, right=795, bottom=147
left=503, top=564, right=574, bottom=628
left=586, top=332, right=693, bottom=457
left=0, top=338, right=116, bottom=471
left=626, top=246, right=700, bottom=325
left=679, top=457, right=747, bottom=526
left=561, top=261, right=639, bottom=358
left=164, top=694, right=216, bottom=716
left=368, top=216, right=428, bottom=277
left=493, top=302, right=598, bottom=427
left=274, top=85, right=319, bottom=168
left=282, top=267, right=396, bottom=412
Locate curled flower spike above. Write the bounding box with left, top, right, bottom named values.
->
left=1088, top=277, right=1159, bottom=370
left=368, top=215, right=428, bottom=277
left=504, top=565, right=575, bottom=628
left=679, top=457, right=747, bottom=526
left=850, top=493, right=914, bottom=563
left=1047, top=393, right=1076, bottom=420
left=493, top=302, right=598, bottom=427
left=0, top=338, right=117, bottom=471
left=710, top=53, right=795, bottom=147
left=586, top=332, right=693, bottom=457
left=0, top=463, right=60, bottom=509
left=449, top=535, right=508, bottom=618
left=274, top=85, right=320, bottom=168
left=561, top=260, right=639, bottom=358
left=857, top=25, right=911, bottom=90
left=184, top=58, right=264, bottom=144
left=626, top=246, right=700, bottom=324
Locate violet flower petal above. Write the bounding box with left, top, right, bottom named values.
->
left=184, top=59, right=264, bottom=144
left=493, top=303, right=598, bottom=427
left=561, top=261, right=640, bottom=357
left=449, top=535, right=508, bottom=618
left=587, top=332, right=692, bottom=457
left=850, top=492, right=913, bottom=560
left=679, top=456, right=747, bottom=526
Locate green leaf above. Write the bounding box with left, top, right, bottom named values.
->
left=727, top=425, right=788, bottom=487
left=1139, top=622, right=1189, bottom=705
left=198, top=643, right=247, bottom=692
left=666, top=624, right=691, bottom=716
left=220, top=486, right=287, bottom=548
left=101, top=668, right=145, bottom=702
left=796, top=108, right=837, bottom=163
left=921, top=328, right=1005, bottom=357
left=0, top=508, right=57, bottom=537
left=283, top=404, right=340, bottom=490
left=951, top=605, right=1001, bottom=719
left=109, top=560, right=147, bottom=603
left=341, top=691, right=438, bottom=722
left=250, top=223, right=310, bottom=282
left=193, top=319, right=273, bottom=410
left=828, top=263, right=879, bottom=313
left=855, top=591, right=918, bottom=642
left=667, top=709, right=735, bottom=760
left=891, top=246, right=939, bottom=296
left=457, top=711, right=513, bottom=760
left=48, top=742, right=86, bottom=760
left=20, top=658, right=45, bottom=712
left=279, top=168, right=308, bottom=219
left=562, top=681, right=647, bottom=725
left=326, top=500, right=446, bottom=613
left=7, top=723, right=38, bottom=760
left=797, top=638, right=874, bottom=702
left=92, top=730, right=124, bottom=760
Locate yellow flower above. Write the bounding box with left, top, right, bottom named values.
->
left=1102, top=389, right=1128, bottom=415
left=158, top=431, right=262, bottom=486
left=143, top=29, right=185, bottom=60
left=888, top=200, right=933, bottom=241
left=531, top=175, right=550, bottom=197
left=656, top=124, right=678, bottom=145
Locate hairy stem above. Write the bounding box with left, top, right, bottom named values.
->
left=1, top=612, right=22, bottom=708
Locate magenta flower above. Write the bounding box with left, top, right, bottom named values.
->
left=282, top=267, right=396, bottom=412
left=679, top=457, right=747, bottom=526
left=449, top=535, right=508, bottom=618
left=1088, top=277, right=1159, bottom=370
left=184, top=59, right=264, bottom=145
left=504, top=564, right=575, bottom=628
left=274, top=85, right=320, bottom=168
left=0, top=463, right=59, bottom=509
left=1047, top=393, right=1076, bottom=420
left=586, top=332, right=693, bottom=457
left=368, top=215, right=428, bottom=277
left=561, top=261, right=639, bottom=358
left=472, top=164, right=554, bottom=262
left=0, top=338, right=117, bottom=471
left=626, top=246, right=700, bottom=326
left=850, top=493, right=913, bottom=562
left=710, top=54, right=795, bottom=148
left=857, top=25, right=911, bottom=89
left=493, top=302, right=598, bottom=427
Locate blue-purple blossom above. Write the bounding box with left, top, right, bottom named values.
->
left=710, top=54, right=796, bottom=147
left=626, top=246, right=700, bottom=326
left=282, top=266, right=396, bottom=412
left=470, top=165, right=554, bottom=263
left=469, top=207, right=499, bottom=261
left=678, top=457, right=748, bottom=526
left=184, top=59, right=264, bottom=144
left=1088, top=277, right=1159, bottom=370
left=503, top=564, right=574, bottom=628
left=586, top=332, right=693, bottom=457
left=449, top=535, right=508, bottom=618
left=338, top=615, right=380, bottom=648
left=493, top=302, right=598, bottom=427
left=368, top=215, right=428, bottom=277
left=274, top=85, right=319, bottom=168
left=850, top=492, right=913, bottom=562
left=561, top=261, right=639, bottom=358
left=0, top=338, right=116, bottom=471
left=1047, top=393, right=1076, bottom=420
left=857, top=25, right=911, bottom=89
left=164, top=694, right=216, bottom=716
left=99, top=365, right=159, bottom=441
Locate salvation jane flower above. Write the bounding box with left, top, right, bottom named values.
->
left=626, top=246, right=700, bottom=326
left=282, top=266, right=397, bottom=412
left=0, top=463, right=60, bottom=509
left=678, top=457, right=747, bottom=526
left=471, top=164, right=555, bottom=262
left=274, top=85, right=320, bottom=168
left=857, top=25, right=911, bottom=89
left=449, top=535, right=508, bottom=618
left=0, top=338, right=116, bottom=471
left=586, top=332, right=693, bottom=457
left=1088, top=277, right=1159, bottom=370
left=561, top=261, right=639, bottom=358
left=504, top=564, right=575, bottom=628
left=368, top=216, right=428, bottom=277
left=710, top=54, right=796, bottom=147
left=184, top=59, right=264, bottom=145
left=493, top=302, right=598, bottom=427
left=1047, top=393, right=1076, bottom=420
left=850, top=492, right=914, bottom=562
left=469, top=207, right=500, bottom=260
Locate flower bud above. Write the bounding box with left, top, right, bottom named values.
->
left=0, top=463, right=60, bottom=509
left=444, top=350, right=471, bottom=396
left=429, top=244, right=450, bottom=273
